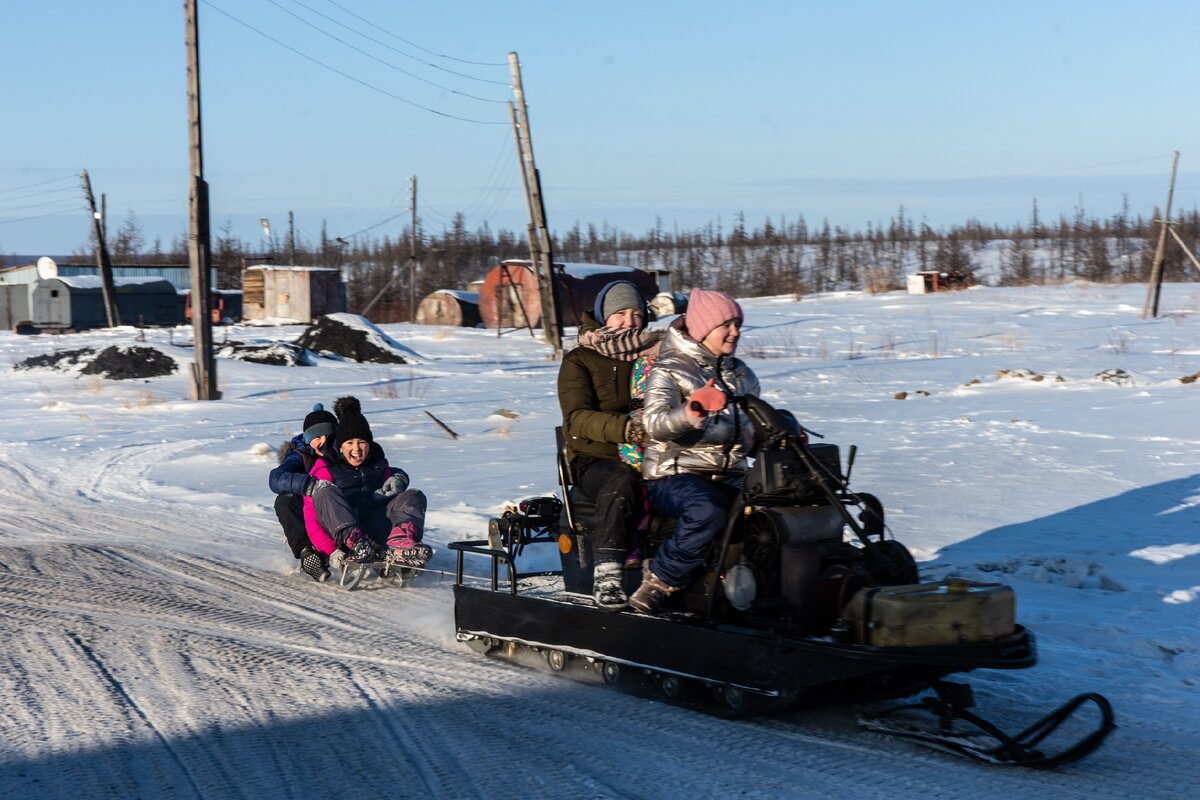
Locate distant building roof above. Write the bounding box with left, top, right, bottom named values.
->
left=432, top=289, right=479, bottom=302
left=245, top=264, right=340, bottom=272
left=53, top=275, right=175, bottom=290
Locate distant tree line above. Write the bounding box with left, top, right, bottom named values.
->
left=68, top=199, right=1198, bottom=323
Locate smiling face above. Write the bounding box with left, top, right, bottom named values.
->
left=340, top=438, right=369, bottom=467
left=604, top=307, right=644, bottom=330
left=700, top=319, right=741, bottom=356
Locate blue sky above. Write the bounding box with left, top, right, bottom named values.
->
left=2, top=0, right=1198, bottom=256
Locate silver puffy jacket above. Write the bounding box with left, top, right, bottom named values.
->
left=641, top=322, right=760, bottom=481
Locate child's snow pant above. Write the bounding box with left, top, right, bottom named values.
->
left=314, top=488, right=428, bottom=548
left=645, top=474, right=739, bottom=588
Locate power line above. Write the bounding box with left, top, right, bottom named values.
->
left=320, top=0, right=508, bottom=67
left=201, top=1, right=506, bottom=125
left=0, top=173, right=78, bottom=195
left=284, top=0, right=509, bottom=86
left=342, top=210, right=412, bottom=241
left=0, top=205, right=87, bottom=226
left=0, top=184, right=80, bottom=206
left=0, top=194, right=84, bottom=215
left=267, top=0, right=508, bottom=103
left=455, top=131, right=519, bottom=219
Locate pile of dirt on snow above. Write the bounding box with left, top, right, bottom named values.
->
left=14, top=347, right=96, bottom=372
left=294, top=315, right=410, bottom=364
left=81, top=346, right=178, bottom=380
left=218, top=341, right=312, bottom=367
left=15, top=345, right=178, bottom=380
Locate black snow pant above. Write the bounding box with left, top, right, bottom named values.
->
left=313, top=488, right=428, bottom=549
left=572, top=456, right=642, bottom=566
left=274, top=493, right=309, bottom=559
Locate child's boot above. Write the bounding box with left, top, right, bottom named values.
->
left=628, top=560, right=679, bottom=615
left=387, top=522, right=433, bottom=567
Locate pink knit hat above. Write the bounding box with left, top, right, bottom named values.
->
left=685, top=288, right=743, bottom=341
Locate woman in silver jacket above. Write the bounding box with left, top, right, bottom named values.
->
left=631, top=288, right=760, bottom=615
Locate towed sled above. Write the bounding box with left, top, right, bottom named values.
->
left=450, top=395, right=1115, bottom=767
left=331, top=550, right=427, bottom=591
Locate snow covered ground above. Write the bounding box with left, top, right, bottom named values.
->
left=0, top=282, right=1196, bottom=799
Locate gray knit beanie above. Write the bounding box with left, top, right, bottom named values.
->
left=595, top=281, right=647, bottom=323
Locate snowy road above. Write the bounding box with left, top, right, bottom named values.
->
left=0, top=545, right=1188, bottom=799
left=1, top=283, right=1197, bottom=799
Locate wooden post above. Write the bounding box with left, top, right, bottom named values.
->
left=357, top=180, right=417, bottom=321
left=1142, top=151, right=1180, bottom=319
left=509, top=52, right=563, bottom=357
left=409, top=174, right=418, bottom=321
left=81, top=170, right=120, bottom=327
left=288, top=210, right=296, bottom=265
left=184, top=0, right=219, bottom=400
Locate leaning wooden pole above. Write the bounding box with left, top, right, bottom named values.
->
left=1142, top=151, right=1180, bottom=319
left=508, top=52, right=563, bottom=357
left=81, top=170, right=120, bottom=327
left=184, top=0, right=219, bottom=399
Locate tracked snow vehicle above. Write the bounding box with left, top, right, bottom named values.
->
left=450, top=396, right=1114, bottom=766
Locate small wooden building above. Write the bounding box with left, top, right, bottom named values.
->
left=478, top=259, right=659, bottom=330
left=242, top=265, right=344, bottom=322
left=414, top=289, right=481, bottom=327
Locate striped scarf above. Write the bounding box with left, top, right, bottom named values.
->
left=578, top=326, right=664, bottom=361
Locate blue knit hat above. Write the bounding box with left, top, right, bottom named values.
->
left=302, top=403, right=337, bottom=444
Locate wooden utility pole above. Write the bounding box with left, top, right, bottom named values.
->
left=81, top=170, right=120, bottom=327
left=1142, top=151, right=1180, bottom=319
left=409, top=174, right=419, bottom=320
left=184, top=0, right=219, bottom=399
left=288, top=210, right=296, bottom=265
left=358, top=176, right=420, bottom=320
left=508, top=51, right=562, bottom=357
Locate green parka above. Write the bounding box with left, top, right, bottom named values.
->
left=557, top=312, right=633, bottom=462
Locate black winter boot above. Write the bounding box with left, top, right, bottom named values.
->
left=592, top=561, right=628, bottom=612
left=299, top=546, right=329, bottom=582
left=342, top=527, right=380, bottom=563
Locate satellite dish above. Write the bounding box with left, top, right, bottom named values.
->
left=36, top=256, right=58, bottom=280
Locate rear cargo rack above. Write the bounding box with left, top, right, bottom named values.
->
left=448, top=539, right=560, bottom=594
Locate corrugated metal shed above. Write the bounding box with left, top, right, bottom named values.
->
left=414, top=290, right=482, bottom=327
left=30, top=276, right=182, bottom=328
left=0, top=263, right=212, bottom=291
left=0, top=285, right=32, bottom=329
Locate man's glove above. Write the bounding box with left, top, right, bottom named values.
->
left=624, top=413, right=646, bottom=445
left=686, top=378, right=727, bottom=418
left=304, top=478, right=333, bottom=496
left=374, top=471, right=409, bottom=502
